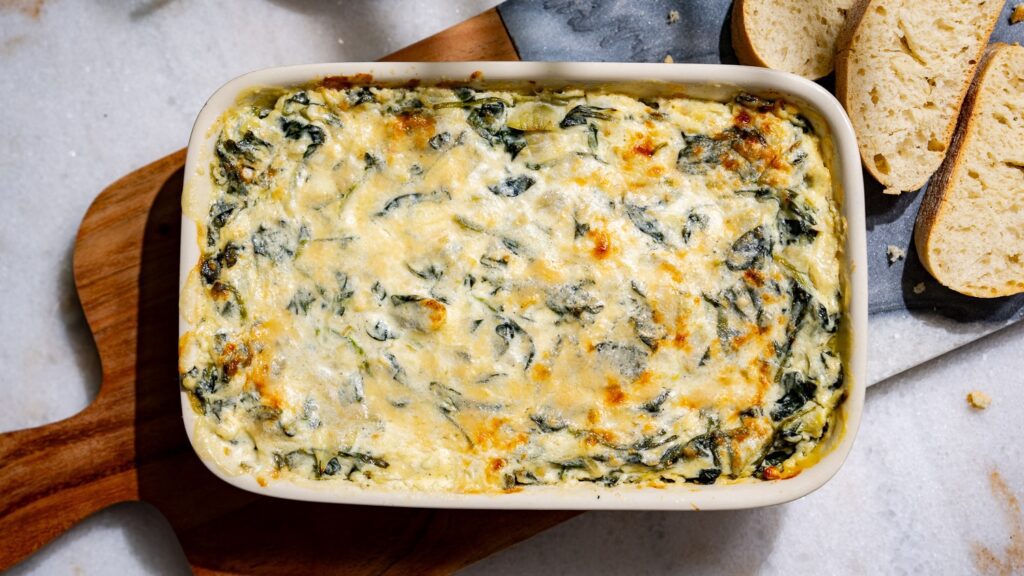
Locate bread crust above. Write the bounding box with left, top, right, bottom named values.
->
left=834, top=0, right=883, bottom=185
left=731, top=0, right=773, bottom=71
left=913, top=44, right=1018, bottom=298
left=732, top=0, right=849, bottom=80
left=834, top=0, right=1001, bottom=194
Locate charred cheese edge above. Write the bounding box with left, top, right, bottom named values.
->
left=179, top=81, right=847, bottom=492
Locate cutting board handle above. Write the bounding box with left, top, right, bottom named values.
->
left=0, top=151, right=190, bottom=569
left=0, top=393, right=135, bottom=569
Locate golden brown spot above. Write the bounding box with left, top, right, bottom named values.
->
left=646, top=165, right=665, bottom=177
left=634, top=370, right=653, bottom=387
left=256, top=476, right=268, bottom=487
left=584, top=428, right=616, bottom=447
left=421, top=299, right=447, bottom=330
left=588, top=228, right=612, bottom=259
left=732, top=328, right=756, bottom=348
left=633, top=140, right=658, bottom=157
left=392, top=112, right=436, bottom=148
left=734, top=133, right=775, bottom=164
left=515, top=293, right=539, bottom=310
left=586, top=408, right=601, bottom=425
left=744, top=268, right=765, bottom=287
left=245, top=324, right=282, bottom=409
left=668, top=315, right=690, bottom=351
left=393, top=111, right=434, bottom=132
left=320, top=73, right=373, bottom=90
left=473, top=417, right=526, bottom=454
left=530, top=364, right=552, bottom=382
left=219, top=341, right=253, bottom=379
left=603, top=384, right=627, bottom=406
left=394, top=112, right=434, bottom=132
left=489, top=458, right=507, bottom=472
left=470, top=70, right=484, bottom=80
left=658, top=261, right=684, bottom=282
left=249, top=354, right=280, bottom=409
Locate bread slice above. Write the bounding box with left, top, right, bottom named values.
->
left=914, top=43, right=1024, bottom=298
left=731, top=0, right=856, bottom=80
left=835, top=0, right=1003, bottom=194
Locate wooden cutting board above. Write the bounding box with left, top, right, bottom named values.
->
left=0, top=10, right=580, bottom=575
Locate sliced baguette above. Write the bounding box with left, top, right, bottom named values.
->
left=731, top=0, right=856, bottom=80
left=914, top=43, right=1024, bottom=298
left=835, top=0, right=1003, bottom=194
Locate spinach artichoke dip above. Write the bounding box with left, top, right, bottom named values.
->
left=179, top=78, right=848, bottom=493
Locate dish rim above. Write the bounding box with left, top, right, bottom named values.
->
left=178, top=61, right=868, bottom=511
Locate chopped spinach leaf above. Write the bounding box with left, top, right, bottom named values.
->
left=593, top=342, right=648, bottom=379
left=546, top=281, right=604, bottom=320
left=559, top=105, right=612, bottom=128
left=367, top=320, right=397, bottom=341
left=530, top=413, right=568, bottom=433
left=370, top=281, right=387, bottom=303
left=347, top=86, right=376, bottom=106
left=573, top=218, right=591, bottom=239
left=286, top=289, right=316, bottom=315
left=279, top=118, right=326, bottom=158
left=735, top=92, right=776, bottom=112
left=771, top=371, right=817, bottom=421
left=428, top=131, right=453, bottom=151
left=688, top=468, right=722, bottom=485
left=681, top=211, right=708, bottom=244
left=488, top=175, right=535, bottom=197
left=364, top=152, right=383, bottom=171
left=641, top=390, right=671, bottom=414
left=625, top=204, right=666, bottom=243
left=251, top=223, right=296, bottom=261
left=677, top=132, right=728, bottom=175
left=726, top=226, right=772, bottom=271
left=376, top=192, right=424, bottom=216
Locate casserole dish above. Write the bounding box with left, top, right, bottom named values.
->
left=179, top=61, right=866, bottom=510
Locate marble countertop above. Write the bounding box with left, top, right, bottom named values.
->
left=1, top=1, right=1020, bottom=574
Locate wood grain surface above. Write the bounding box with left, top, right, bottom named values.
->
left=0, top=8, right=579, bottom=574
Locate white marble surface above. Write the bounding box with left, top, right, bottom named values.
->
left=1, top=1, right=1021, bottom=574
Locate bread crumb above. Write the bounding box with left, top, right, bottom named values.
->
left=663, top=54, right=674, bottom=64
left=668, top=10, right=680, bottom=24
left=886, top=245, right=905, bottom=265
left=1011, top=4, right=1024, bottom=24
left=913, top=282, right=926, bottom=294
left=883, top=186, right=902, bottom=195
left=967, top=390, right=992, bottom=409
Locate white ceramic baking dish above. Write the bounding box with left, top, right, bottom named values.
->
left=179, top=62, right=867, bottom=510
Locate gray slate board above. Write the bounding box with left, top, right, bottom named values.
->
left=498, top=0, right=1024, bottom=384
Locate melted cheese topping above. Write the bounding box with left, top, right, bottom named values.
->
left=180, top=82, right=847, bottom=492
